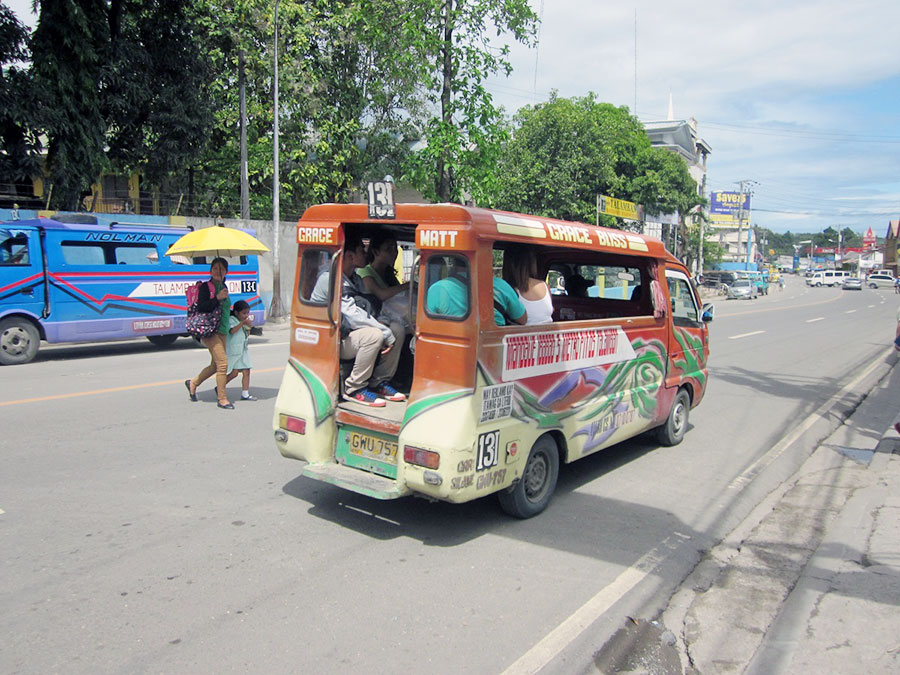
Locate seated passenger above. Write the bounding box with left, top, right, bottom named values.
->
left=564, top=272, right=590, bottom=298
left=425, top=258, right=527, bottom=325
left=502, top=244, right=553, bottom=325
left=310, top=234, right=405, bottom=407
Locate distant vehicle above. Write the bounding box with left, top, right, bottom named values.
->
left=868, top=273, right=896, bottom=289
left=746, top=271, right=769, bottom=295
left=726, top=279, right=758, bottom=300
left=0, top=219, right=266, bottom=365
left=842, top=276, right=863, bottom=291
left=702, top=271, right=736, bottom=291
left=807, top=270, right=849, bottom=287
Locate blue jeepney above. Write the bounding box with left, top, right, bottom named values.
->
left=0, top=218, right=265, bottom=365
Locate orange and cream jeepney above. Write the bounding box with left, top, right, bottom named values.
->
left=273, top=204, right=713, bottom=517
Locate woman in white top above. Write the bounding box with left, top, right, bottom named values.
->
left=502, top=244, right=554, bottom=325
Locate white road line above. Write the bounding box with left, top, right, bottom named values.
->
left=729, top=330, right=765, bottom=340
left=726, top=350, right=888, bottom=491
left=501, top=534, right=685, bottom=675
left=868, top=305, right=876, bottom=308
left=0, top=508, right=4, bottom=515
left=845, top=310, right=857, bottom=314
left=806, top=317, right=825, bottom=323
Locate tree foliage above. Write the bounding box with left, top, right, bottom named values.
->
left=0, top=3, right=42, bottom=195
left=492, top=92, right=702, bottom=228
left=102, top=0, right=213, bottom=186
left=31, top=0, right=109, bottom=209
left=401, top=0, right=538, bottom=204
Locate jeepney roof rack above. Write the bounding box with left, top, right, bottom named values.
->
left=108, top=221, right=194, bottom=231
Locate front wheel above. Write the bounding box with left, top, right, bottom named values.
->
left=870, top=283, right=878, bottom=289
left=0, top=316, right=40, bottom=365
left=147, top=334, right=178, bottom=347
left=656, top=389, right=690, bottom=447
left=498, top=435, right=560, bottom=519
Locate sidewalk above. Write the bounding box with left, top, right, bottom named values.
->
left=662, top=354, right=900, bottom=674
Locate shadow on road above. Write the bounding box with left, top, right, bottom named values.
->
left=281, top=431, right=710, bottom=570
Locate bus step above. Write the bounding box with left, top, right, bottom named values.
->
left=301, top=462, right=410, bottom=500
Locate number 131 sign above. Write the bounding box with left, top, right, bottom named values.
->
left=367, top=181, right=395, bottom=219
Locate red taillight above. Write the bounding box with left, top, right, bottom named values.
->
left=403, top=445, right=440, bottom=469
left=279, top=414, right=307, bottom=435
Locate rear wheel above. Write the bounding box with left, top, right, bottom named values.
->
left=0, top=316, right=40, bottom=365
left=147, top=334, right=178, bottom=347
left=498, top=435, right=559, bottom=519
left=656, top=389, right=690, bottom=447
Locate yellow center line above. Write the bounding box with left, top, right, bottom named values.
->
left=0, top=366, right=285, bottom=407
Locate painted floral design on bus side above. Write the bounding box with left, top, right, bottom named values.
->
left=672, top=327, right=707, bottom=388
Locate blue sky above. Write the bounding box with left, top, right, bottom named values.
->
left=483, top=0, right=900, bottom=236
left=7, top=1, right=900, bottom=236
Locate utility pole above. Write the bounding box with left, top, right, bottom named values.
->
left=269, top=0, right=283, bottom=320
left=735, top=179, right=757, bottom=267
left=239, top=51, right=249, bottom=222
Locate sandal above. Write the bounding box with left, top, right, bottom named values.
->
left=185, top=380, right=198, bottom=402
left=217, top=401, right=234, bottom=410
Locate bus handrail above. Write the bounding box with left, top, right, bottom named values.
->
left=326, top=252, right=341, bottom=331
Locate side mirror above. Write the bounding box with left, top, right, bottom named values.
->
left=701, top=303, right=715, bottom=322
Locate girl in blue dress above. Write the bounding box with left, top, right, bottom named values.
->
left=225, top=300, right=256, bottom=400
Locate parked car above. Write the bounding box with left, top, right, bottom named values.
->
left=867, top=273, right=896, bottom=289
left=726, top=278, right=758, bottom=300
left=842, top=276, right=863, bottom=291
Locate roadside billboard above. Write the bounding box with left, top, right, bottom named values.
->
left=709, top=191, right=751, bottom=226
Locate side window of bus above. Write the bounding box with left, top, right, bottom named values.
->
left=665, top=271, right=700, bottom=325
left=0, top=232, right=29, bottom=265
left=548, top=260, right=649, bottom=321
left=300, top=249, right=334, bottom=305
left=114, top=243, right=158, bottom=265
left=424, top=254, right=470, bottom=320
left=61, top=242, right=105, bottom=265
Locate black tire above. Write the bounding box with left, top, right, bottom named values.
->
left=147, top=334, right=178, bottom=347
left=870, top=283, right=878, bottom=289
left=0, top=316, right=40, bottom=365
left=656, top=389, right=690, bottom=447
left=498, top=434, right=559, bottom=519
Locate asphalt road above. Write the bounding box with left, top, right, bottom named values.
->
left=1, top=275, right=897, bottom=674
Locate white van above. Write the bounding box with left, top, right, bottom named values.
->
left=806, top=270, right=848, bottom=287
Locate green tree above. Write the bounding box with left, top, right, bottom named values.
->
left=102, top=0, right=213, bottom=192
left=31, top=0, right=109, bottom=210
left=0, top=3, right=42, bottom=198
left=191, top=0, right=427, bottom=218
left=493, top=92, right=702, bottom=229
left=840, top=227, right=861, bottom=248
left=402, top=0, right=538, bottom=204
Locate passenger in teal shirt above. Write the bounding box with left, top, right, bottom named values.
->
left=426, top=274, right=527, bottom=325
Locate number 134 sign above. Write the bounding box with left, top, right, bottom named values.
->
left=367, top=181, right=395, bottom=219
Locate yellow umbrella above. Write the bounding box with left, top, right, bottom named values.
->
left=165, top=226, right=270, bottom=258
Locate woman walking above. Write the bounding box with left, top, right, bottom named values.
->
left=185, top=257, right=234, bottom=409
